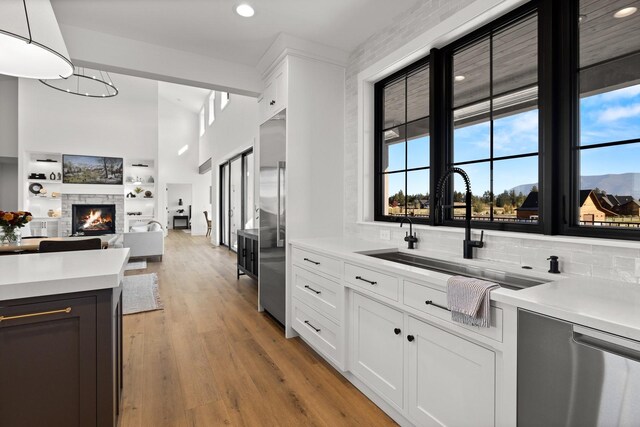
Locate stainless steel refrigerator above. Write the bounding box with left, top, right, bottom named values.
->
left=259, top=110, right=286, bottom=325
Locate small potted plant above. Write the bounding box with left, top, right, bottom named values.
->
left=134, top=187, right=144, bottom=195
left=0, top=211, right=32, bottom=244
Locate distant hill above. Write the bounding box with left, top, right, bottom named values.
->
left=509, top=173, right=640, bottom=199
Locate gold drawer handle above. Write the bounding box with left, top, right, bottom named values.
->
left=0, top=307, right=72, bottom=323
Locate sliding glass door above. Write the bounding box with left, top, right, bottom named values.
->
left=219, top=148, right=254, bottom=251
left=243, top=151, right=255, bottom=230
left=219, top=163, right=230, bottom=247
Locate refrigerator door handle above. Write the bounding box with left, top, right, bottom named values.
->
left=276, top=161, right=286, bottom=248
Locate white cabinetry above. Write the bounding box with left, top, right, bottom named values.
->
left=351, top=292, right=404, bottom=411
left=291, top=248, right=345, bottom=369
left=259, top=61, right=287, bottom=123
left=289, top=242, right=510, bottom=427
left=407, top=316, right=495, bottom=426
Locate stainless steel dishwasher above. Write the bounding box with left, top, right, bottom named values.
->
left=518, top=310, right=640, bottom=427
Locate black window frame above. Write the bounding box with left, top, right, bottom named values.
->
left=442, top=7, right=542, bottom=233
left=374, top=56, right=432, bottom=224
left=372, top=0, right=640, bottom=240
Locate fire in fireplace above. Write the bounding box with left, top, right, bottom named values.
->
left=72, top=204, right=116, bottom=235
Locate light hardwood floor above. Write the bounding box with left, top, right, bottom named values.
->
left=121, top=230, right=397, bottom=427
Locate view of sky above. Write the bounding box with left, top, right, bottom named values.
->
left=580, top=84, right=640, bottom=183
left=384, top=83, right=640, bottom=201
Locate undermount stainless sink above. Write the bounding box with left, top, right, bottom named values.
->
left=360, top=250, right=549, bottom=291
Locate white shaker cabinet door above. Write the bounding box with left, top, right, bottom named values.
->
left=351, top=292, right=405, bottom=411
left=407, top=316, right=495, bottom=427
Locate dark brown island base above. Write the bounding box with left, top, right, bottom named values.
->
left=0, top=248, right=129, bottom=427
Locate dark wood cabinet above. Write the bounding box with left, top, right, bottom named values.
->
left=0, top=287, right=123, bottom=427
left=237, top=229, right=258, bottom=280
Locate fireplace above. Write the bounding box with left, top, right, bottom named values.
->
left=72, top=204, right=116, bottom=235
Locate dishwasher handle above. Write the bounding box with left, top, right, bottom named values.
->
left=572, top=325, right=640, bottom=363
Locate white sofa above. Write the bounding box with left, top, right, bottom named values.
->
left=123, top=221, right=164, bottom=261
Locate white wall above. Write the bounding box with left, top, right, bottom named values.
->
left=0, top=159, right=18, bottom=211
left=199, top=91, right=259, bottom=244
left=158, top=95, right=211, bottom=235
left=18, top=74, right=159, bottom=206
left=0, top=77, right=19, bottom=210
left=0, top=77, right=18, bottom=158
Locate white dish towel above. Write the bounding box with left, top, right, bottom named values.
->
left=446, top=276, right=500, bottom=327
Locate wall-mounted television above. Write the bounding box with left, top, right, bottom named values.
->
left=63, top=154, right=124, bottom=185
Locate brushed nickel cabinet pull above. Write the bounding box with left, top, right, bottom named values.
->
left=0, top=307, right=72, bottom=323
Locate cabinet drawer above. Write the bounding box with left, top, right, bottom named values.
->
left=292, top=247, right=342, bottom=278
left=292, top=266, right=341, bottom=322
left=403, top=280, right=503, bottom=342
left=292, top=298, right=341, bottom=365
left=344, top=263, right=399, bottom=301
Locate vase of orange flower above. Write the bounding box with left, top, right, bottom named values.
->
left=0, top=211, right=32, bottom=245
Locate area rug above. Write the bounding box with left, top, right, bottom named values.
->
left=125, top=260, right=147, bottom=271
left=123, top=273, right=163, bottom=315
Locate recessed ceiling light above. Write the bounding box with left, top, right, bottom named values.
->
left=454, top=75, right=465, bottom=82
left=614, top=6, right=637, bottom=18
left=235, top=3, right=255, bottom=17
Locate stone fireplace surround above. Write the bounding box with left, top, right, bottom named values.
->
left=61, top=194, right=124, bottom=237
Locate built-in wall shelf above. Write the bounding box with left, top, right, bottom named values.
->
left=27, top=179, right=62, bottom=184
left=123, top=158, right=156, bottom=230
left=24, top=152, right=63, bottom=221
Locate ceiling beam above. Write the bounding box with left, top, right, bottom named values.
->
left=60, top=24, right=262, bottom=97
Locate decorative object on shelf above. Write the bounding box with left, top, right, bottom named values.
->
left=133, top=176, right=143, bottom=185
left=178, top=198, right=183, bottom=206
left=47, top=209, right=55, bottom=217
left=51, top=191, right=61, bottom=198
left=38, top=188, right=48, bottom=196
left=126, top=176, right=133, bottom=183
left=127, top=212, right=142, bottom=216
left=28, top=182, right=43, bottom=195
left=126, top=192, right=136, bottom=198
left=46, top=209, right=60, bottom=218
left=29, top=173, right=46, bottom=180
left=62, top=154, right=123, bottom=184
left=147, top=176, right=154, bottom=183
left=57, top=172, right=61, bottom=180
left=144, top=190, right=153, bottom=198
left=36, top=158, right=58, bottom=163
left=40, top=66, right=118, bottom=98
left=134, top=187, right=143, bottom=195
left=0, top=0, right=73, bottom=79
left=0, top=210, right=32, bottom=245
left=49, top=172, right=56, bottom=180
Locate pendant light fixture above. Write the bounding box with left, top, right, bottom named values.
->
left=40, top=66, right=119, bottom=98
left=0, top=0, right=73, bottom=79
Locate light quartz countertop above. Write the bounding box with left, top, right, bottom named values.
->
left=0, top=248, right=130, bottom=301
left=290, top=236, right=640, bottom=341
